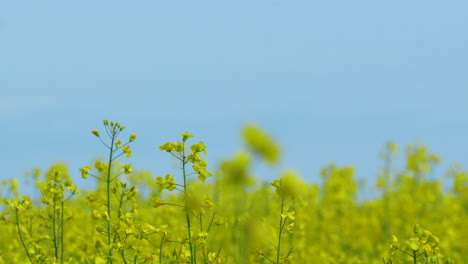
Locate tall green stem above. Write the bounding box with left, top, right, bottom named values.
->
left=276, top=196, right=285, bottom=264
left=53, top=197, right=59, bottom=260
left=115, top=185, right=127, bottom=263
left=60, top=198, right=65, bottom=263
left=15, top=209, right=32, bottom=263
left=107, top=134, right=116, bottom=264
left=159, top=236, right=164, bottom=264
left=182, top=144, right=194, bottom=263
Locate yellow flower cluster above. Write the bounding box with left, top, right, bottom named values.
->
left=156, top=174, right=176, bottom=193
left=385, top=225, right=442, bottom=263
left=242, top=124, right=281, bottom=164
left=0, top=122, right=465, bottom=264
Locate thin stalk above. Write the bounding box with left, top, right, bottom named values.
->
left=182, top=144, right=194, bottom=263
left=113, top=187, right=126, bottom=243
left=15, top=209, right=32, bottom=263
left=263, top=254, right=276, bottom=264
left=397, top=248, right=414, bottom=258
left=159, top=236, right=164, bottom=264
left=199, top=214, right=203, bottom=230
left=107, top=133, right=116, bottom=264
left=121, top=250, right=128, bottom=264
left=198, top=214, right=207, bottom=264
left=206, top=212, right=216, bottom=233
left=60, top=198, right=65, bottom=263
left=53, top=197, right=59, bottom=260
left=276, top=196, right=285, bottom=264
left=115, top=186, right=127, bottom=264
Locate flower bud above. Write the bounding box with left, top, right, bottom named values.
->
left=91, top=129, right=100, bottom=137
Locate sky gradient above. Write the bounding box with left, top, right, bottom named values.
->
left=1, top=1, right=468, bottom=198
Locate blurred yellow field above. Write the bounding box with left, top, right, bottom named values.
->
left=1, top=121, right=466, bottom=263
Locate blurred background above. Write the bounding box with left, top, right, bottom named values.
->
left=1, top=0, right=468, bottom=199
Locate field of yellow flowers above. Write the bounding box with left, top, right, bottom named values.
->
left=1, top=120, right=466, bottom=263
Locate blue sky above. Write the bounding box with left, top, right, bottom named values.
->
left=1, top=1, right=468, bottom=197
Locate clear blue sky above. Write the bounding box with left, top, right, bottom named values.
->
left=1, top=1, right=468, bottom=197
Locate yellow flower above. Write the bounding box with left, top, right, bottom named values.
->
left=178, top=131, right=194, bottom=142
left=195, top=232, right=208, bottom=244
left=156, top=225, right=168, bottom=236
left=193, top=163, right=212, bottom=182
left=122, top=164, right=132, bottom=174
left=91, top=209, right=100, bottom=220
left=125, top=227, right=137, bottom=235
left=281, top=206, right=295, bottom=220
left=122, top=146, right=132, bottom=158
left=242, top=124, right=280, bottom=164
left=197, top=170, right=212, bottom=182
left=91, top=129, right=100, bottom=137
left=94, top=160, right=107, bottom=173
left=285, top=223, right=295, bottom=233
left=208, top=252, right=222, bottom=264
left=409, top=238, right=420, bottom=251
left=129, top=133, right=137, bottom=142
left=390, top=235, right=399, bottom=250
left=281, top=254, right=293, bottom=263
left=187, top=152, right=202, bottom=163
left=156, top=174, right=176, bottom=192
left=270, top=179, right=281, bottom=189
left=156, top=176, right=165, bottom=193
left=190, top=141, right=207, bottom=155
left=141, top=223, right=156, bottom=235
left=152, top=197, right=166, bottom=208
left=165, top=174, right=176, bottom=191
left=159, top=142, right=177, bottom=152
left=81, top=166, right=91, bottom=179
left=271, top=171, right=306, bottom=199
left=112, top=242, right=123, bottom=250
